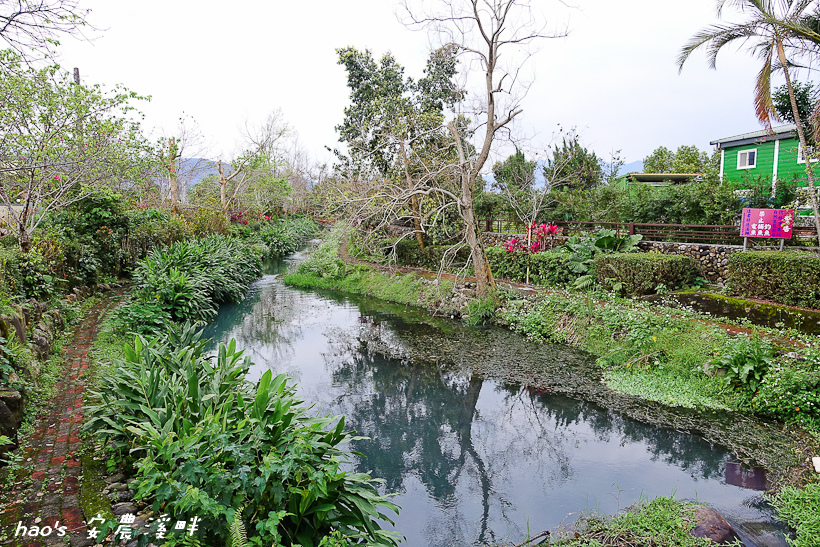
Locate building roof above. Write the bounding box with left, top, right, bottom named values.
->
left=626, top=173, right=702, bottom=184
left=710, top=124, right=797, bottom=149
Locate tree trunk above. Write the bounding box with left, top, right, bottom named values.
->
left=167, top=137, right=180, bottom=216
left=450, top=121, right=495, bottom=295
left=218, top=161, right=229, bottom=221
left=18, top=227, right=31, bottom=253
left=462, top=173, right=495, bottom=295
left=777, top=40, right=820, bottom=245
left=399, top=141, right=426, bottom=249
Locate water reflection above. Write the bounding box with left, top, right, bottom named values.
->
left=202, top=260, right=785, bottom=547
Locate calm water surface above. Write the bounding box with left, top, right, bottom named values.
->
left=202, top=251, right=787, bottom=547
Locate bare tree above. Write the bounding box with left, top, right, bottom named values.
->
left=156, top=114, right=209, bottom=214
left=397, top=0, right=567, bottom=295
left=0, top=0, right=94, bottom=62
left=214, top=110, right=290, bottom=219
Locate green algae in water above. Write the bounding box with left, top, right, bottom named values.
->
left=648, top=291, right=820, bottom=335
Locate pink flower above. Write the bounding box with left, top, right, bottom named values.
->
left=53, top=175, right=62, bottom=181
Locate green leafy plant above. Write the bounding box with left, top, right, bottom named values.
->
left=712, top=335, right=774, bottom=394
left=558, top=229, right=643, bottom=291
left=84, top=326, right=400, bottom=547
left=130, top=235, right=262, bottom=326
left=753, top=356, right=820, bottom=427
left=465, top=291, right=500, bottom=326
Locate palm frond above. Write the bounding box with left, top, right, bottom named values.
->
left=755, top=46, right=777, bottom=127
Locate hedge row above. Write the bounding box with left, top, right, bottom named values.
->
left=728, top=251, right=820, bottom=309
left=395, top=239, right=472, bottom=271
left=484, top=246, right=575, bottom=286
left=595, top=253, right=698, bottom=296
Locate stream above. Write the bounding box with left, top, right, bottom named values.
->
left=201, top=250, right=789, bottom=547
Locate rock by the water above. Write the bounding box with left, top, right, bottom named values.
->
left=689, top=505, right=741, bottom=544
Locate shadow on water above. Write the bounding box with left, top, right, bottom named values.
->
left=202, top=255, right=790, bottom=547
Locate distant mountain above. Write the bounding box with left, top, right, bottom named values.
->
left=620, top=160, right=643, bottom=175
left=180, top=158, right=221, bottom=187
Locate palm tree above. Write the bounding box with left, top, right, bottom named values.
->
left=678, top=0, right=820, bottom=243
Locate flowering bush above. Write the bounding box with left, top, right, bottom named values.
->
left=753, top=358, right=820, bottom=427
left=229, top=210, right=249, bottom=225
left=503, top=222, right=563, bottom=253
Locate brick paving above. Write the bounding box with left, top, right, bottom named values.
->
left=0, top=294, right=121, bottom=547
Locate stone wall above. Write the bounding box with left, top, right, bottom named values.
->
left=0, top=284, right=105, bottom=452
left=637, top=241, right=743, bottom=285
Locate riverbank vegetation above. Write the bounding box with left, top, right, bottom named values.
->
left=285, top=226, right=820, bottom=544
left=85, top=326, right=399, bottom=547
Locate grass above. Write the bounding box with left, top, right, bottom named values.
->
left=603, top=368, right=731, bottom=410
left=550, top=496, right=733, bottom=547
left=286, top=268, right=455, bottom=310
left=767, top=483, right=820, bottom=547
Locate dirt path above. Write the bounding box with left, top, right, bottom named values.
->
left=0, top=292, right=123, bottom=547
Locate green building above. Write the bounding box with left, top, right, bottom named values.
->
left=710, top=124, right=811, bottom=190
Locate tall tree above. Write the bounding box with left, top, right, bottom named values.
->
left=545, top=137, right=603, bottom=190
left=0, top=50, right=148, bottom=251
left=491, top=150, right=536, bottom=192
left=400, top=0, right=565, bottom=295
left=773, top=80, right=817, bottom=143
left=642, top=146, right=675, bottom=173
left=214, top=111, right=290, bottom=219
left=678, top=0, right=820, bottom=242
left=643, top=145, right=713, bottom=174
left=336, top=45, right=461, bottom=249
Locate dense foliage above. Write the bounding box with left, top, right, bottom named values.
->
left=84, top=327, right=400, bottom=547
left=395, top=238, right=471, bottom=271
left=595, top=253, right=697, bottom=296
left=767, top=483, right=820, bottom=547
left=112, top=235, right=261, bottom=331
left=230, top=216, right=319, bottom=258
left=642, top=144, right=716, bottom=175
left=485, top=247, right=574, bottom=286
left=727, top=251, right=820, bottom=309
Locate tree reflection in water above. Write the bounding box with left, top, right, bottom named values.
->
left=320, top=313, right=728, bottom=545
left=203, top=272, right=774, bottom=546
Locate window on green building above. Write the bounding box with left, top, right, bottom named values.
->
left=797, top=143, right=818, bottom=164
left=738, top=149, right=757, bottom=169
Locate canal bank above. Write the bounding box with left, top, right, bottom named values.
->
left=282, top=234, right=820, bottom=545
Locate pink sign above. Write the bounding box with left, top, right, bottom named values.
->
left=740, top=208, right=795, bottom=239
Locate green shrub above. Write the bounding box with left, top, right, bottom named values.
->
left=710, top=335, right=774, bottom=395
left=394, top=239, right=472, bottom=271
left=84, top=327, right=399, bottom=547
left=249, top=217, right=318, bottom=257
left=294, top=227, right=354, bottom=280
left=595, top=253, right=698, bottom=296
left=485, top=246, right=575, bottom=286
left=753, top=357, right=820, bottom=428
left=0, top=246, right=61, bottom=300
left=109, top=299, right=173, bottom=335
left=727, top=251, right=820, bottom=309
left=132, top=235, right=261, bottom=325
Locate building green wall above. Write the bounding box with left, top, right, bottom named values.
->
left=721, top=137, right=810, bottom=185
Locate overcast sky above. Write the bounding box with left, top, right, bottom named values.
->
left=57, top=0, right=791, bottom=170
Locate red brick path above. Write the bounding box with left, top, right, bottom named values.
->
left=0, top=294, right=121, bottom=546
